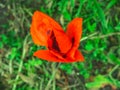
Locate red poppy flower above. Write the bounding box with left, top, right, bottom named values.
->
left=30, top=11, right=84, bottom=63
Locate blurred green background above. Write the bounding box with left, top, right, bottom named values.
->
left=0, top=0, right=120, bottom=90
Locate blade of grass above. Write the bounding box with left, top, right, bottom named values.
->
left=81, top=32, right=120, bottom=42
left=106, top=0, right=117, bottom=10
left=12, top=34, right=30, bottom=90
left=45, top=63, right=60, bottom=90
left=75, top=0, right=86, bottom=17
left=93, top=0, right=108, bottom=31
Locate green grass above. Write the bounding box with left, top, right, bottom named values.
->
left=0, top=0, right=120, bottom=90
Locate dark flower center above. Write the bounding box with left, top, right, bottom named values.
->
left=48, top=31, right=60, bottom=52
left=71, top=37, right=75, bottom=44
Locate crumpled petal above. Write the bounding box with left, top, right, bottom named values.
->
left=34, top=50, right=63, bottom=62
left=34, top=50, right=84, bottom=63
left=65, top=50, right=84, bottom=62
left=66, top=18, right=83, bottom=59
left=74, top=50, right=84, bottom=61
left=34, top=50, right=69, bottom=62
left=52, top=30, right=72, bottom=54
left=30, top=11, right=63, bottom=47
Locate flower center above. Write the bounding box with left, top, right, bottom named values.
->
left=48, top=31, right=60, bottom=52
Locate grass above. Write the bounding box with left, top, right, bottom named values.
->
left=0, top=0, right=120, bottom=90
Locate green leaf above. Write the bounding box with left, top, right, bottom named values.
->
left=87, top=22, right=96, bottom=32
left=0, top=34, right=8, bottom=44
left=108, top=53, right=120, bottom=65
left=106, top=0, right=117, bottom=10
left=75, top=0, right=86, bottom=17
left=60, top=64, right=73, bottom=74
left=86, top=75, right=112, bottom=88
left=9, top=48, right=18, bottom=60
left=85, top=41, right=94, bottom=51
left=63, top=10, right=71, bottom=20
left=70, top=0, right=75, bottom=8
left=28, top=59, right=43, bottom=66
left=115, top=22, right=120, bottom=31
left=80, top=69, right=90, bottom=79
left=93, top=0, right=107, bottom=30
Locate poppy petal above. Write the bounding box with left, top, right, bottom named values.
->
left=52, top=30, right=72, bottom=54
left=30, top=12, right=48, bottom=46
left=64, top=50, right=84, bottom=63
left=30, top=11, right=63, bottom=46
left=34, top=50, right=66, bottom=62
left=66, top=18, right=83, bottom=58
left=74, top=50, right=84, bottom=61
